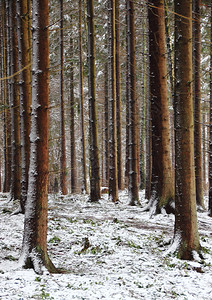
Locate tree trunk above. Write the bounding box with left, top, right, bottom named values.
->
left=144, top=2, right=152, bottom=200
left=148, top=0, right=174, bottom=214
left=127, top=0, right=139, bottom=205
left=108, top=0, right=119, bottom=203
left=209, top=2, right=212, bottom=217
left=104, top=62, right=109, bottom=186
left=16, top=0, right=31, bottom=213
left=59, top=0, right=67, bottom=195
left=193, top=0, right=204, bottom=209
left=19, top=0, right=57, bottom=274
left=173, top=0, right=201, bottom=259
left=115, top=0, right=123, bottom=191
left=79, top=0, right=88, bottom=194
left=140, top=6, right=147, bottom=190
left=70, top=31, right=77, bottom=193
left=1, top=0, right=10, bottom=193
left=125, top=0, right=129, bottom=188
left=87, top=0, right=101, bottom=201
left=8, top=0, right=21, bottom=202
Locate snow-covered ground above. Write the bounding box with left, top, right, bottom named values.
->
left=0, top=191, right=211, bottom=300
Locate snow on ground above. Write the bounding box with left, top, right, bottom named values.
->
left=0, top=191, right=211, bottom=300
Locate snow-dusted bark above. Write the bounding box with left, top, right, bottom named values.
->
left=115, top=0, right=123, bottom=191
left=193, top=0, right=204, bottom=209
left=173, top=0, right=201, bottom=259
left=59, top=0, right=67, bottom=195
left=104, top=62, right=109, bottom=186
left=126, top=0, right=139, bottom=205
left=20, top=0, right=57, bottom=274
left=7, top=0, right=21, bottom=202
left=1, top=1, right=10, bottom=193
left=108, top=0, right=118, bottom=203
left=87, top=0, right=101, bottom=202
left=16, top=0, right=31, bottom=213
left=79, top=0, right=88, bottom=194
left=69, top=25, right=77, bottom=194
left=209, top=3, right=212, bottom=217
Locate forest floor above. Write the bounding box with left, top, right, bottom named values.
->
left=0, top=190, right=212, bottom=300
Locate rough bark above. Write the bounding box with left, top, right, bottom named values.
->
left=59, top=0, right=67, bottom=195
left=19, top=0, right=57, bottom=274
left=173, top=0, right=201, bottom=259
left=87, top=0, right=101, bottom=201
left=108, top=0, right=119, bottom=203
left=127, top=0, right=139, bottom=205
left=140, top=7, right=147, bottom=190
left=70, top=30, right=77, bottom=193
left=125, top=0, right=129, bottom=188
left=193, top=0, right=204, bottom=209
left=16, top=0, right=31, bottom=212
left=148, top=0, right=174, bottom=214
left=8, top=0, right=21, bottom=201
left=1, top=0, right=10, bottom=193
left=104, top=62, right=109, bottom=186
left=79, top=0, right=88, bottom=194
left=115, top=0, right=123, bottom=190
left=209, top=2, right=212, bottom=217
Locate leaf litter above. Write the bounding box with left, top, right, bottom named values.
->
left=0, top=190, right=211, bottom=299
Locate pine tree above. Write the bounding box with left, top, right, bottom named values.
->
left=16, top=0, right=31, bottom=212
left=108, top=0, right=119, bottom=203
left=173, top=0, right=201, bottom=259
left=148, top=0, right=174, bottom=214
left=126, top=0, right=139, bottom=205
left=87, top=0, right=101, bottom=201
left=19, top=0, right=57, bottom=274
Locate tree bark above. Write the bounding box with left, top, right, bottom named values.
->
left=209, top=2, right=212, bottom=217
left=16, top=0, right=31, bottom=212
left=115, top=0, right=123, bottom=191
left=59, top=0, right=67, bottom=195
left=127, top=0, right=139, bottom=205
left=8, top=0, right=21, bottom=202
left=1, top=0, right=10, bottom=193
left=104, top=61, right=109, bottom=186
left=79, top=0, right=88, bottom=194
left=70, top=30, right=77, bottom=193
left=173, top=0, right=201, bottom=259
left=108, top=0, right=119, bottom=203
left=193, top=0, right=204, bottom=209
left=148, top=0, right=174, bottom=213
left=87, top=0, right=101, bottom=201
left=19, top=0, right=57, bottom=274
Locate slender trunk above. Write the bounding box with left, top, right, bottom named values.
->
left=209, top=3, right=212, bottom=217
left=8, top=0, right=21, bottom=201
left=20, top=0, right=57, bottom=274
left=140, top=10, right=147, bottom=190
left=145, top=2, right=152, bottom=200
left=173, top=0, right=200, bottom=259
left=127, top=0, right=139, bottom=205
left=16, top=0, right=31, bottom=212
left=87, top=0, right=101, bottom=201
left=1, top=1, right=9, bottom=193
left=108, top=0, right=119, bottom=203
left=104, top=62, right=109, bottom=186
left=59, top=0, right=67, bottom=195
left=193, top=0, right=204, bottom=209
left=115, top=0, right=123, bottom=190
left=125, top=0, right=129, bottom=188
left=79, top=0, right=88, bottom=194
left=70, top=32, right=77, bottom=193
